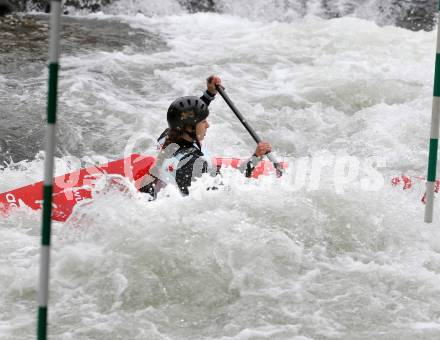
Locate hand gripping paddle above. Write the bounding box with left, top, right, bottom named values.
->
left=216, top=85, right=284, bottom=177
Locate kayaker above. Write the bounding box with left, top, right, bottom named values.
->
left=140, top=75, right=272, bottom=199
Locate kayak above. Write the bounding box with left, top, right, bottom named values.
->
left=0, top=154, right=287, bottom=222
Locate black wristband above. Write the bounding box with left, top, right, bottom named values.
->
left=206, top=90, right=216, bottom=97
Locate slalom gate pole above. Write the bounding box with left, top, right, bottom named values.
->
left=216, top=85, right=284, bottom=177
left=38, top=1, right=62, bottom=339
left=425, top=3, right=440, bottom=223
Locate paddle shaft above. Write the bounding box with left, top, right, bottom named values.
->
left=216, top=85, right=283, bottom=176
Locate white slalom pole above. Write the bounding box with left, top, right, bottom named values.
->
left=38, top=1, right=62, bottom=339
left=425, top=4, right=440, bottom=223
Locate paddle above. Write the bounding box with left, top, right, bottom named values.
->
left=216, top=85, right=284, bottom=177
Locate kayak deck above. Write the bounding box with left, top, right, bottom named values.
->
left=0, top=154, right=287, bottom=222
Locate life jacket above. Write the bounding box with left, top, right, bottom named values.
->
left=156, top=129, right=214, bottom=181
left=140, top=130, right=215, bottom=198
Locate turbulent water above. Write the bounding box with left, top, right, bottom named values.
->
left=2, top=1, right=440, bottom=339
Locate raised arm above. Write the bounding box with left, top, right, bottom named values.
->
left=201, top=75, right=222, bottom=106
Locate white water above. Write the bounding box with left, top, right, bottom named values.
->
left=2, top=5, right=440, bottom=340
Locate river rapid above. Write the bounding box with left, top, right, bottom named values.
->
left=1, top=1, right=440, bottom=339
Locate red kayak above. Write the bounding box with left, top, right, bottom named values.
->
left=0, top=154, right=287, bottom=222
left=391, top=174, right=440, bottom=203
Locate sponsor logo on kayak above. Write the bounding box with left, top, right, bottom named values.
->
left=73, top=189, right=83, bottom=203
left=6, top=193, right=19, bottom=207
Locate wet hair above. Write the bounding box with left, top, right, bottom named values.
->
left=161, top=126, right=195, bottom=149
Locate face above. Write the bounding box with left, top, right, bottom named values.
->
left=195, top=119, right=209, bottom=141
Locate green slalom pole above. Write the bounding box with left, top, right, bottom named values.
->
left=38, top=1, right=62, bottom=339
left=425, top=3, right=440, bottom=223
